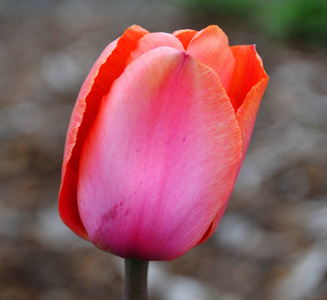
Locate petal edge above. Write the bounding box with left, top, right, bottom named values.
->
left=59, top=25, right=149, bottom=239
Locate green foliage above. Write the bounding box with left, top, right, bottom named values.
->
left=180, top=0, right=256, bottom=20
left=257, top=0, right=327, bottom=46
left=179, top=0, right=327, bottom=46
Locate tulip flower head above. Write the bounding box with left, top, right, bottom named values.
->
left=59, top=25, right=268, bottom=261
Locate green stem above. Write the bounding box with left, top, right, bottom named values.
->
left=124, top=259, right=149, bottom=300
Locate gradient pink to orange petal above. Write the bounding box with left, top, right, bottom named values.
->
left=59, top=24, right=268, bottom=261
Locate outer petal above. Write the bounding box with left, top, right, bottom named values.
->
left=127, top=32, right=184, bottom=64
left=229, top=45, right=268, bottom=112
left=236, top=78, right=268, bottom=168
left=173, top=29, right=198, bottom=50
left=58, top=25, right=149, bottom=239
left=198, top=46, right=269, bottom=245
left=186, top=25, right=235, bottom=93
left=77, top=47, right=242, bottom=260
left=230, top=46, right=269, bottom=175
left=196, top=199, right=228, bottom=245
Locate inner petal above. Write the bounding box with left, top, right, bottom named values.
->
left=127, top=32, right=184, bottom=64
left=186, top=25, right=235, bottom=93
left=229, top=45, right=268, bottom=112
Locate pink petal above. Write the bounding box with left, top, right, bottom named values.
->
left=127, top=32, right=184, bottom=64
left=186, top=25, right=235, bottom=93
left=196, top=199, right=228, bottom=245
left=58, top=25, right=149, bottom=239
left=77, top=47, right=242, bottom=261
left=173, top=29, right=198, bottom=50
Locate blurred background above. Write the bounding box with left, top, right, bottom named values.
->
left=1, top=0, right=327, bottom=299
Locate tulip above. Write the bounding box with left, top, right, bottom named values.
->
left=59, top=24, right=268, bottom=262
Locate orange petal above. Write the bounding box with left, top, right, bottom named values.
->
left=59, top=25, right=149, bottom=239
left=236, top=77, right=268, bottom=168
left=173, top=29, right=198, bottom=50
left=229, top=45, right=268, bottom=112
left=229, top=45, right=268, bottom=176
left=199, top=47, right=269, bottom=244
left=186, top=25, right=235, bottom=93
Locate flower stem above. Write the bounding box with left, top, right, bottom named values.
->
left=124, top=259, right=149, bottom=300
